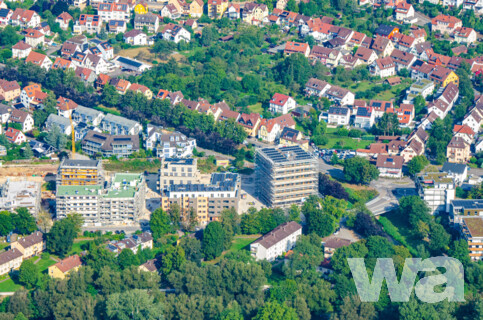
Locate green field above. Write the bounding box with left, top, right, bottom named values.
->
left=104, top=159, right=161, bottom=173
left=248, top=103, right=264, bottom=114
left=0, top=279, right=22, bottom=292
left=318, top=135, right=372, bottom=150
left=205, top=236, right=258, bottom=264
left=0, top=242, right=9, bottom=251
left=378, top=211, right=419, bottom=255
left=68, top=240, right=92, bottom=256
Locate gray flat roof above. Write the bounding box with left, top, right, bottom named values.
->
left=61, top=159, right=100, bottom=168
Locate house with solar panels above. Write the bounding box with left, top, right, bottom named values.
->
left=113, top=56, right=151, bottom=72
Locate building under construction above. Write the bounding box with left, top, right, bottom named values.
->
left=256, top=146, right=318, bottom=207
left=56, top=159, right=104, bottom=187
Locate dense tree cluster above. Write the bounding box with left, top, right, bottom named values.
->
left=0, top=208, right=37, bottom=236
left=343, top=157, right=379, bottom=185
left=318, top=173, right=349, bottom=201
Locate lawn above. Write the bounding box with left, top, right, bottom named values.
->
left=104, top=159, right=161, bottom=173
left=35, top=257, right=57, bottom=273
left=0, top=242, right=9, bottom=251
left=68, top=240, right=92, bottom=256
left=318, top=135, right=372, bottom=150
left=204, top=236, right=258, bottom=265
left=248, top=103, right=264, bottom=114
left=349, top=80, right=411, bottom=101
left=378, top=210, right=419, bottom=256
left=0, top=279, right=21, bottom=292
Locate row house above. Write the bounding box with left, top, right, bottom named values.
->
left=427, top=83, right=459, bottom=119
left=10, top=8, right=40, bottom=28
left=73, top=14, right=102, bottom=35
left=412, top=61, right=459, bottom=87
left=453, top=124, right=475, bottom=145
left=98, top=3, right=130, bottom=22
left=409, top=27, right=427, bottom=44
left=354, top=47, right=378, bottom=65
left=348, top=31, right=367, bottom=48
left=431, top=14, right=462, bottom=34
left=237, top=113, right=261, bottom=137
left=207, top=0, right=229, bottom=19
left=390, top=49, right=416, bottom=71
left=462, top=105, right=483, bottom=133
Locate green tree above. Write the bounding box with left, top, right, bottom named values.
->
left=45, top=125, right=67, bottom=151
left=407, top=155, right=429, bottom=176
left=305, top=208, right=337, bottom=237
left=0, top=211, right=13, bottom=236
left=149, top=208, right=172, bottom=240
left=343, top=157, right=379, bottom=184
left=178, top=237, right=203, bottom=264
left=413, top=95, right=426, bottom=115
left=202, top=221, right=225, bottom=260
left=46, top=214, right=83, bottom=257
left=23, top=143, right=33, bottom=159
left=106, top=289, right=164, bottom=320
left=253, top=301, right=299, bottom=320
left=161, top=245, right=186, bottom=275
left=118, top=249, right=139, bottom=270
left=18, top=260, right=39, bottom=289
left=448, top=239, right=470, bottom=265
left=334, top=295, right=376, bottom=320
left=13, top=208, right=37, bottom=235
left=429, top=223, right=450, bottom=253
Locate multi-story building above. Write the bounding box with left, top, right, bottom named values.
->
left=134, top=12, right=159, bottom=33
left=81, top=131, right=140, bottom=158
left=208, top=0, right=229, bottom=19
left=447, top=136, right=470, bottom=163
left=256, top=146, right=318, bottom=207
left=460, top=217, right=483, bottom=261
left=250, top=221, right=302, bottom=261
left=72, top=106, right=105, bottom=126
left=100, top=113, right=142, bottom=135
left=0, top=180, right=41, bottom=216
left=160, top=172, right=240, bottom=223
left=56, top=173, right=146, bottom=226
left=158, top=158, right=200, bottom=192
left=431, top=14, right=462, bottom=35
left=416, top=171, right=455, bottom=214
left=11, top=231, right=45, bottom=259
left=0, top=79, right=20, bottom=102
left=56, top=159, right=104, bottom=187
left=269, top=93, right=296, bottom=114
left=0, top=249, right=23, bottom=276
left=327, top=106, right=350, bottom=126
left=404, top=79, right=434, bottom=104
left=73, top=14, right=102, bottom=35
left=450, top=199, right=483, bottom=224
left=97, top=3, right=130, bottom=22
left=145, top=126, right=196, bottom=158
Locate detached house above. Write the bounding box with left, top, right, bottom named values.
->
left=9, top=109, right=34, bottom=132
left=23, top=28, right=44, bottom=48
left=431, top=15, right=462, bottom=34
left=354, top=106, right=375, bottom=129
left=57, top=96, right=78, bottom=118
left=377, top=155, right=404, bottom=178
left=0, top=79, right=20, bottom=102
left=462, top=109, right=482, bottom=134
left=284, top=41, right=310, bottom=57
left=325, top=86, right=355, bottom=106
left=258, top=114, right=296, bottom=142
left=371, top=36, right=395, bottom=57
left=0, top=8, right=12, bottom=26
left=12, top=41, right=31, bottom=59
left=269, top=93, right=296, bottom=114
left=401, top=139, right=424, bottom=162
left=134, top=12, right=159, bottom=33
left=10, top=9, right=40, bottom=28
left=52, top=57, right=74, bottom=71
left=25, top=51, right=52, bottom=70
left=124, top=29, right=148, bottom=46
left=128, top=83, right=153, bottom=99
left=453, top=27, right=477, bottom=45
left=309, top=46, right=342, bottom=67
left=5, top=127, right=26, bottom=144
left=395, top=2, right=415, bottom=22
left=237, top=113, right=261, bottom=137
left=21, top=83, right=46, bottom=109
left=354, top=47, right=378, bottom=65
left=304, top=78, right=331, bottom=97
left=160, top=23, right=191, bottom=43
left=327, top=106, right=350, bottom=126
left=370, top=57, right=396, bottom=78
left=73, top=14, right=102, bottom=34
left=48, top=255, right=82, bottom=279
left=56, top=12, right=73, bottom=30
left=453, top=124, right=475, bottom=144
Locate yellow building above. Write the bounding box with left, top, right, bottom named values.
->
left=189, top=0, right=204, bottom=17
left=208, top=0, right=228, bottom=19
left=447, top=136, right=470, bottom=163
left=134, top=3, right=148, bottom=14
left=215, top=158, right=230, bottom=167
left=57, top=159, right=104, bottom=186
left=11, top=231, right=45, bottom=259
left=430, top=67, right=459, bottom=87
left=161, top=196, right=209, bottom=224
left=48, top=255, right=82, bottom=279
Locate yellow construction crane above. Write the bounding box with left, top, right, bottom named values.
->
left=66, top=102, right=75, bottom=159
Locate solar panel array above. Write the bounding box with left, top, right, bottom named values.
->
left=261, top=146, right=314, bottom=163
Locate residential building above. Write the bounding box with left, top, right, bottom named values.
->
left=100, top=113, right=142, bottom=135
left=431, top=14, right=462, bottom=34
left=256, top=146, right=318, bottom=207
left=97, top=3, right=130, bottom=22
left=4, top=127, right=26, bottom=144
left=23, top=28, right=44, bottom=47
left=354, top=47, right=378, bottom=65
left=453, top=124, right=475, bottom=144
left=258, top=114, right=296, bottom=142
left=56, top=159, right=104, bottom=187
left=73, top=14, right=102, bottom=34
left=81, top=131, right=140, bottom=158
left=374, top=24, right=399, bottom=39
left=25, top=51, right=52, bottom=70
left=57, top=96, right=78, bottom=118
left=107, top=20, right=126, bottom=33
left=462, top=109, right=482, bottom=134
left=0, top=79, right=20, bottom=102
left=145, top=127, right=196, bottom=158
left=160, top=172, right=240, bottom=223
left=323, top=238, right=352, bottom=259
left=447, top=136, right=470, bottom=163
left=450, top=199, right=483, bottom=224
left=284, top=41, right=310, bottom=57
left=9, top=109, right=34, bottom=132
left=376, top=155, right=404, bottom=178
left=160, top=23, right=191, bottom=43
left=442, top=162, right=468, bottom=186
left=400, top=139, right=424, bottom=162
left=371, top=36, right=395, bottom=57
left=72, top=106, right=104, bottom=126
left=56, top=12, right=73, bottom=30
left=12, top=41, right=31, bottom=59
left=10, top=9, right=40, bottom=28
left=0, top=180, right=41, bottom=216
left=48, top=255, right=82, bottom=279
left=309, top=46, right=342, bottom=67
left=46, top=114, right=74, bottom=135
left=123, top=29, right=148, bottom=46
left=304, top=78, right=331, bottom=97
left=460, top=217, right=483, bottom=261
left=207, top=0, right=229, bottom=19
left=325, top=86, right=355, bottom=106
left=56, top=173, right=146, bottom=225
left=416, top=171, right=455, bottom=214
left=0, top=104, right=10, bottom=123
left=128, top=83, right=153, bottom=99
left=250, top=221, right=302, bottom=261
left=395, top=2, right=415, bottom=22
left=189, top=0, right=204, bottom=17
left=107, top=232, right=153, bottom=255
left=11, top=231, right=45, bottom=259
left=278, top=127, right=309, bottom=150
left=0, top=8, right=12, bottom=26
left=327, top=106, right=350, bottom=126
left=390, top=49, right=416, bottom=71
left=0, top=249, right=23, bottom=276
left=134, top=12, right=159, bottom=33
left=158, top=157, right=200, bottom=192
left=404, top=79, right=434, bottom=103
left=269, top=93, right=296, bottom=114
left=370, top=57, right=396, bottom=78
left=453, top=27, right=477, bottom=45
left=237, top=113, right=261, bottom=137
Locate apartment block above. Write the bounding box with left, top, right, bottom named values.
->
left=256, top=146, right=318, bottom=207
left=416, top=171, right=455, bottom=214
left=0, top=249, right=23, bottom=276
left=450, top=199, right=483, bottom=224
left=250, top=221, right=302, bottom=261
left=11, top=231, right=45, bottom=259
left=100, top=113, right=142, bottom=135
left=56, top=159, right=104, bottom=187
left=0, top=180, right=41, bottom=216
left=160, top=172, right=240, bottom=224
left=56, top=173, right=146, bottom=226
left=158, top=158, right=200, bottom=192
left=460, top=217, right=483, bottom=261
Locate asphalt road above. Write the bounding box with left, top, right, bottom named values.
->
left=366, top=177, right=416, bottom=215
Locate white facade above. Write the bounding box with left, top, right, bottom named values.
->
left=250, top=222, right=302, bottom=261
left=269, top=96, right=296, bottom=114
